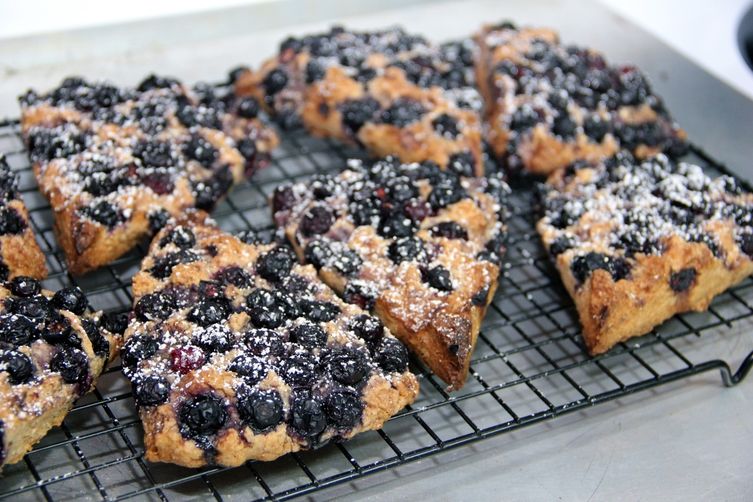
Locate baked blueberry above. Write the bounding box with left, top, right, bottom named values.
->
left=669, top=268, right=697, bottom=293
left=133, top=374, right=170, bottom=407
left=340, top=98, right=380, bottom=135
left=81, top=318, right=109, bottom=357
left=7, top=295, right=50, bottom=321
left=149, top=250, right=199, bottom=279
left=0, top=314, right=39, bottom=347
left=428, top=178, right=466, bottom=210
left=80, top=200, right=123, bottom=228
left=300, top=205, right=335, bottom=237
left=305, top=59, right=326, bottom=84
left=422, top=265, right=454, bottom=292
left=430, top=221, right=468, bottom=240
left=160, top=227, right=196, bottom=249
left=262, top=68, right=289, bottom=95
left=192, top=324, right=234, bottom=353
left=738, top=233, right=753, bottom=258
left=236, top=97, right=260, bottom=119
left=290, top=392, right=327, bottom=437
left=331, top=249, right=362, bottom=276
left=148, top=209, right=171, bottom=233
left=51, top=286, right=88, bottom=314
left=49, top=347, right=88, bottom=384
left=324, top=389, right=363, bottom=428
left=374, top=337, right=409, bottom=373
left=271, top=185, right=297, bottom=213
left=570, top=252, right=631, bottom=284
left=324, top=347, right=368, bottom=386
left=349, top=314, right=383, bottom=346
left=41, top=314, right=80, bottom=348
left=432, top=113, right=459, bottom=138
left=187, top=298, right=230, bottom=327
left=342, top=281, right=377, bottom=310
left=214, top=266, right=253, bottom=288
left=169, top=346, right=206, bottom=374
left=509, top=105, right=539, bottom=131
left=8, top=277, right=41, bottom=298
left=281, top=349, right=317, bottom=386
left=256, top=246, right=295, bottom=283
left=132, top=139, right=174, bottom=168
left=121, top=334, right=159, bottom=367
left=0, top=349, right=34, bottom=384
left=228, top=354, right=269, bottom=385
left=548, top=235, right=575, bottom=257
left=246, top=288, right=286, bottom=329
left=183, top=134, right=219, bottom=164
left=304, top=239, right=333, bottom=270
left=447, top=152, right=475, bottom=177
left=178, top=394, right=228, bottom=438
left=236, top=387, right=284, bottom=431
left=384, top=176, right=418, bottom=204
left=100, top=311, right=128, bottom=334
left=289, top=321, right=327, bottom=349
left=380, top=98, right=426, bottom=127
left=298, top=299, right=340, bottom=323
left=378, top=211, right=416, bottom=238
left=387, top=236, right=427, bottom=264
left=244, top=328, right=286, bottom=357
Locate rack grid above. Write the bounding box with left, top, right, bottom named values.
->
left=0, top=117, right=751, bottom=501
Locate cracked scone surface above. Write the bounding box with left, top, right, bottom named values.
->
left=234, top=26, right=485, bottom=174
left=474, top=22, right=687, bottom=175
left=0, top=276, right=125, bottom=467
left=537, top=152, right=753, bottom=354
left=18, top=75, right=278, bottom=274
left=124, top=219, right=418, bottom=468
left=0, top=155, right=46, bottom=280
left=273, top=158, right=509, bottom=390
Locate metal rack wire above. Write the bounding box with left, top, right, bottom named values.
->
left=0, top=117, right=751, bottom=501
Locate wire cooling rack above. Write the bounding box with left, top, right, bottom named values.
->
left=0, top=116, right=751, bottom=501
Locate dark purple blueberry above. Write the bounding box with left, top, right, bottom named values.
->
left=349, top=314, right=383, bottom=346
left=430, top=221, right=468, bottom=240
left=0, top=264, right=7, bottom=283
left=7, top=295, right=50, bottom=321
left=349, top=196, right=380, bottom=226
left=80, top=200, right=123, bottom=228
left=148, top=209, right=171, bottom=233
left=669, top=268, right=697, bottom=293
left=340, top=98, right=380, bottom=135
left=227, top=66, right=249, bottom=84
left=51, top=286, right=88, bottom=314
left=553, top=115, right=577, bottom=138
left=374, top=337, right=409, bottom=373
left=121, top=335, right=158, bottom=367
left=133, top=374, right=170, bottom=407
left=324, top=347, right=368, bottom=386
left=137, top=74, right=179, bottom=92
left=548, top=235, right=575, bottom=257
left=387, top=236, right=427, bottom=264
left=82, top=171, right=120, bottom=197
left=584, top=115, right=608, bottom=142
left=510, top=105, right=539, bottom=131
left=179, top=395, right=228, bottom=438
left=343, top=281, right=376, bottom=310
left=100, top=311, right=128, bottom=334
left=325, top=389, right=363, bottom=429
left=304, top=239, right=333, bottom=269
left=0, top=349, right=34, bottom=384
left=193, top=166, right=234, bottom=210
left=214, top=266, right=253, bottom=288
left=291, top=392, right=327, bottom=437
left=300, top=205, right=335, bottom=236
left=385, top=176, right=418, bottom=204
left=134, top=293, right=176, bottom=322
left=447, top=152, right=476, bottom=177
left=183, top=134, right=219, bottom=164
left=422, top=265, right=454, bottom=292
left=0, top=207, right=26, bottom=235
left=237, top=138, right=258, bottom=164
left=246, top=288, right=286, bottom=329
left=81, top=318, right=109, bottom=357
left=237, top=387, right=284, bottom=431
left=193, top=324, right=234, bottom=353
left=0, top=314, right=39, bottom=346
left=378, top=211, right=416, bottom=238
left=275, top=108, right=302, bottom=130
left=289, top=321, right=327, bottom=349
left=262, top=68, right=289, bottom=95
left=187, top=298, right=230, bottom=327
left=159, top=226, right=196, bottom=249
left=257, top=246, right=295, bottom=283
left=41, top=313, right=80, bottom=348
left=432, top=113, right=459, bottom=138
left=298, top=299, right=340, bottom=323
left=281, top=349, right=317, bottom=386
left=168, top=346, right=205, bottom=374
left=310, top=175, right=336, bottom=200
left=244, top=328, right=286, bottom=357
left=428, top=179, right=466, bottom=210
left=228, top=354, right=268, bottom=384
left=149, top=250, right=199, bottom=279
left=176, top=103, right=222, bottom=130
left=570, top=252, right=631, bottom=284
left=50, top=347, right=88, bottom=384
left=236, top=97, right=260, bottom=119
left=305, top=59, right=326, bottom=84
left=132, top=139, right=174, bottom=167
left=331, top=249, right=361, bottom=276
left=471, top=286, right=490, bottom=306
left=271, top=185, right=297, bottom=213
left=9, top=276, right=41, bottom=298
left=380, top=98, right=426, bottom=127
left=27, top=129, right=85, bottom=162
left=738, top=233, right=753, bottom=258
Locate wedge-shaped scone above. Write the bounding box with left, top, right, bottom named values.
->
left=474, top=22, right=687, bottom=175
left=273, top=158, right=509, bottom=390
left=234, top=26, right=485, bottom=175
left=537, top=152, right=753, bottom=354
left=0, top=155, right=46, bottom=280
left=19, top=75, right=278, bottom=274
left=0, top=276, right=125, bottom=467
left=124, top=217, right=418, bottom=468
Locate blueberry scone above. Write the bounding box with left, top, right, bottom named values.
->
left=234, top=26, right=485, bottom=175
left=273, top=158, right=509, bottom=390
left=0, top=155, right=46, bottom=280
left=0, top=276, right=126, bottom=467
left=123, top=217, right=418, bottom=468
left=19, top=75, right=278, bottom=275
left=537, top=152, right=753, bottom=354
left=474, top=22, right=687, bottom=175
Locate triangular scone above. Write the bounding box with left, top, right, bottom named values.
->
left=473, top=22, right=687, bottom=175
left=124, top=217, right=418, bottom=468
left=19, top=75, right=278, bottom=274
left=0, top=155, right=46, bottom=280
left=234, top=26, right=485, bottom=174
left=537, top=152, right=753, bottom=354
left=0, top=277, right=125, bottom=467
left=273, top=158, right=509, bottom=390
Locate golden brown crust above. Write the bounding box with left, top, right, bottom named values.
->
left=273, top=159, right=508, bottom=390
left=537, top=154, right=753, bottom=354
left=19, top=77, right=278, bottom=275
left=124, top=220, right=418, bottom=468
left=473, top=23, right=687, bottom=175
